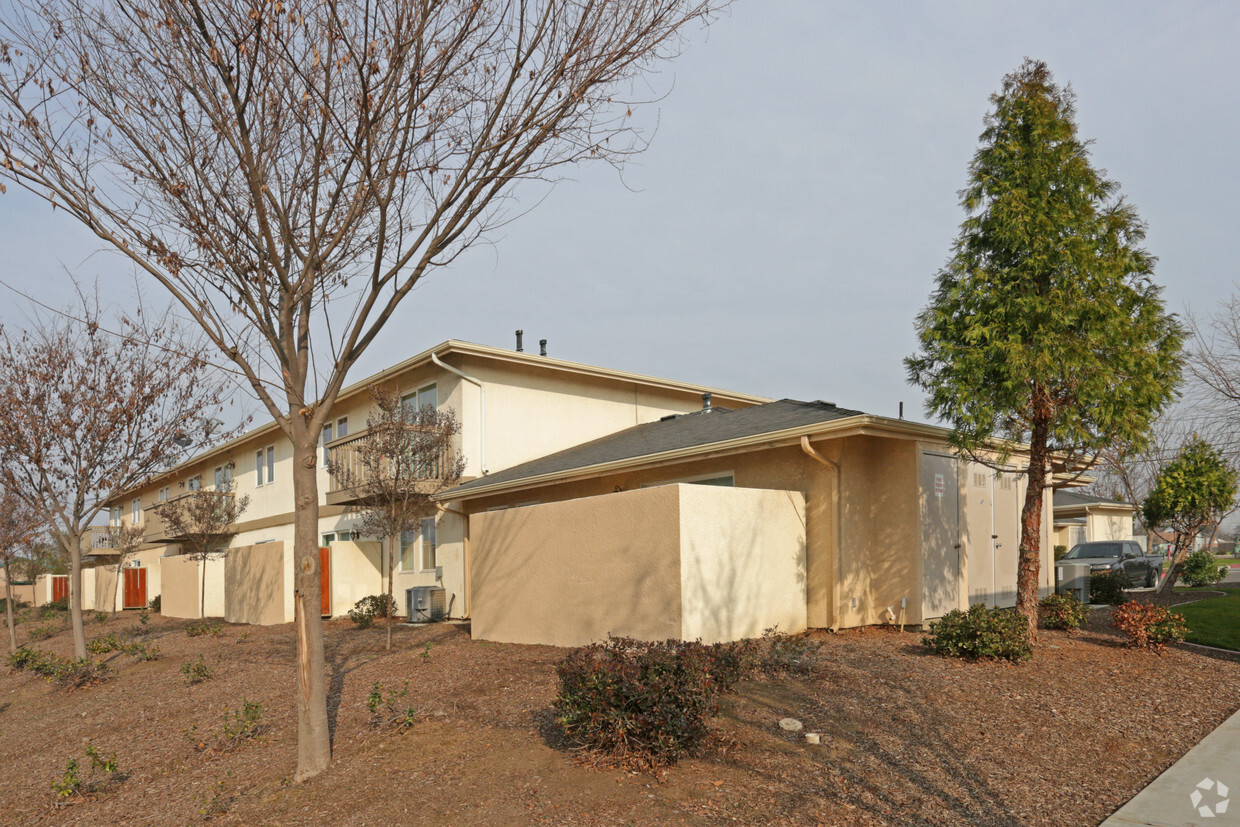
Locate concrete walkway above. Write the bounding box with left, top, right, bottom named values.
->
left=1102, top=707, right=1240, bottom=826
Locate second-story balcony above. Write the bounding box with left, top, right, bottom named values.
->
left=81, top=527, right=122, bottom=555
left=325, top=426, right=453, bottom=507
left=142, top=490, right=237, bottom=545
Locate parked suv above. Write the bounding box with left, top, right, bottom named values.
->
left=1056, top=541, right=1163, bottom=589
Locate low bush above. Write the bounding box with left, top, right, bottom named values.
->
left=45, top=597, right=69, bottom=613
left=185, top=621, right=224, bottom=638
left=1113, top=601, right=1188, bottom=650
left=1053, top=545, right=1068, bottom=562
left=1180, top=550, right=1228, bottom=587
left=922, top=603, right=1032, bottom=663
left=0, top=597, right=29, bottom=612
left=26, top=623, right=57, bottom=641
left=9, top=647, right=40, bottom=671
left=348, top=594, right=395, bottom=629
left=87, top=633, right=122, bottom=654
left=760, top=627, right=823, bottom=676
left=9, top=647, right=110, bottom=689
left=185, top=700, right=266, bottom=754
left=147, top=595, right=161, bottom=613
left=52, top=743, right=124, bottom=803
left=93, top=611, right=109, bottom=625
left=1089, top=570, right=1130, bottom=605
left=554, top=637, right=733, bottom=768
left=366, top=681, right=416, bottom=731
left=1039, top=593, right=1089, bottom=631
left=181, top=656, right=213, bottom=685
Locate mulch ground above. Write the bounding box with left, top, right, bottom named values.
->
left=2, top=589, right=1237, bottom=827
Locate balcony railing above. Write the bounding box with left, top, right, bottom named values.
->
left=82, top=527, right=121, bottom=554
left=142, top=490, right=236, bottom=544
left=325, top=426, right=451, bottom=507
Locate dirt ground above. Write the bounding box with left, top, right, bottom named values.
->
left=2, top=593, right=1238, bottom=827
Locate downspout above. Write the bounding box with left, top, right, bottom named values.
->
left=800, top=436, right=843, bottom=632
left=430, top=351, right=487, bottom=475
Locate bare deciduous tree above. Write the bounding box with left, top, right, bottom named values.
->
left=329, top=387, right=463, bottom=651
left=153, top=476, right=249, bottom=619
left=0, top=292, right=236, bottom=659
left=0, top=0, right=726, bottom=779
left=0, top=484, right=43, bottom=650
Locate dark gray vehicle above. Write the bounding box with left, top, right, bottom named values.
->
left=1056, top=540, right=1163, bottom=589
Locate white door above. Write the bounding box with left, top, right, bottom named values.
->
left=921, top=453, right=961, bottom=620
left=966, top=463, right=1023, bottom=608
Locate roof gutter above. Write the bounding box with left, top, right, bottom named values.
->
left=431, top=351, right=487, bottom=476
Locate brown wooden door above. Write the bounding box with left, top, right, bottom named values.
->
left=320, top=547, right=331, bottom=617
left=123, top=568, right=147, bottom=609
left=51, top=575, right=69, bottom=603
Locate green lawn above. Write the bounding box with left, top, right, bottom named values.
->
left=1178, top=589, right=1240, bottom=651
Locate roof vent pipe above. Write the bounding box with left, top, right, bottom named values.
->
left=515, top=330, right=524, bottom=352
left=702, top=392, right=712, bottom=412
left=539, top=339, right=547, bottom=357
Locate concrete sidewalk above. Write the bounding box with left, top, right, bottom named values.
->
left=1102, top=707, right=1240, bottom=826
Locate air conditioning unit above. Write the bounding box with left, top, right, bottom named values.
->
left=405, top=586, right=446, bottom=624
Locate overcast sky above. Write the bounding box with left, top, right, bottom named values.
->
left=1, top=1, right=1236, bottom=427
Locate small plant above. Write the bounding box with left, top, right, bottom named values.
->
left=1180, top=550, right=1228, bottom=587
left=46, top=596, right=69, bottom=613
left=9, top=647, right=39, bottom=670
left=922, top=603, right=1033, bottom=662
left=199, top=777, right=234, bottom=820
left=0, top=597, right=28, bottom=612
left=52, top=743, right=124, bottom=804
left=554, top=637, right=729, bottom=768
left=1053, top=544, right=1068, bottom=562
left=1113, top=601, right=1189, bottom=650
left=1088, top=570, right=1131, bottom=605
left=93, top=611, right=109, bottom=625
left=760, top=627, right=823, bottom=676
left=347, top=594, right=395, bottom=629
left=185, top=620, right=224, bottom=638
left=87, top=633, right=122, bottom=654
left=181, top=656, right=213, bottom=685
left=420, top=641, right=434, bottom=662
left=1039, top=593, right=1089, bottom=631
left=51, top=657, right=111, bottom=690
left=138, top=609, right=150, bottom=626
left=366, top=681, right=417, bottom=731
left=26, top=622, right=57, bottom=641
left=218, top=700, right=265, bottom=750
left=707, top=638, right=760, bottom=690
left=125, top=640, right=161, bottom=661
left=148, top=595, right=161, bottom=613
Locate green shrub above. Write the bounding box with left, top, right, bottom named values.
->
left=87, top=633, right=122, bottom=654
left=9, top=647, right=39, bottom=670
left=147, top=595, right=161, bottom=613
left=219, top=700, right=265, bottom=750
left=554, top=637, right=727, bottom=768
left=93, top=611, right=109, bottom=625
left=1053, top=544, right=1068, bottom=562
left=760, top=627, right=823, bottom=676
left=1089, top=570, right=1130, bottom=605
left=707, top=639, right=761, bottom=690
left=922, top=603, right=1033, bottom=662
left=138, top=609, right=150, bottom=626
left=46, top=597, right=69, bottom=612
left=185, top=620, right=223, bottom=638
left=1180, top=550, right=1228, bottom=587
left=366, top=681, right=416, bottom=731
left=51, top=657, right=110, bottom=690
left=181, top=656, right=213, bottom=685
left=0, top=597, right=29, bottom=612
left=1113, top=601, right=1188, bottom=650
left=347, top=594, right=395, bottom=629
left=52, top=743, right=124, bottom=803
left=1039, top=593, right=1089, bottom=631
left=124, top=640, right=161, bottom=662
left=26, top=623, right=57, bottom=641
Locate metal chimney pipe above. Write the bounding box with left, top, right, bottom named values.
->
left=515, top=330, right=524, bottom=352
left=702, top=392, right=712, bottom=412
left=539, top=339, right=547, bottom=357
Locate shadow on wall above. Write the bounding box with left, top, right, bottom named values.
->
left=225, top=543, right=288, bottom=626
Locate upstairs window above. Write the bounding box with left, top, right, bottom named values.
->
left=321, top=423, right=333, bottom=465
left=214, top=464, right=231, bottom=489
left=266, top=446, right=275, bottom=484
left=110, top=506, right=122, bottom=527
left=401, top=383, right=437, bottom=414
left=131, top=498, right=141, bottom=524
left=255, top=449, right=265, bottom=486
left=187, top=475, right=202, bottom=492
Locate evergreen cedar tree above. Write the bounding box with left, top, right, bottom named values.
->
left=906, top=59, right=1183, bottom=633
left=0, top=0, right=728, bottom=780
left=1143, top=439, right=1238, bottom=593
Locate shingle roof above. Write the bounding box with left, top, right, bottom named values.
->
left=450, top=399, right=866, bottom=495
left=1053, top=490, right=1131, bottom=509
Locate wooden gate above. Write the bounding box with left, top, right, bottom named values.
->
left=320, top=547, right=331, bottom=617
left=123, top=568, right=147, bottom=610
left=51, top=575, right=69, bottom=603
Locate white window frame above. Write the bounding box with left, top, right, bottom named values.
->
left=255, top=449, right=265, bottom=486
left=110, top=506, right=122, bottom=527
left=266, top=446, right=275, bottom=484
left=131, top=498, right=141, bottom=524
left=321, top=423, right=333, bottom=466
left=401, top=383, right=438, bottom=414
left=158, top=486, right=170, bottom=502
left=214, top=464, right=231, bottom=489
left=420, top=517, right=437, bottom=572
left=187, top=475, right=202, bottom=492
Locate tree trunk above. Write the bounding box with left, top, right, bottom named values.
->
left=387, top=534, right=395, bottom=652
left=1157, top=534, right=1194, bottom=594
left=1016, top=413, right=1051, bottom=638
left=113, top=560, right=123, bottom=613
left=290, top=430, right=331, bottom=782
left=200, top=553, right=208, bottom=619
left=67, top=529, right=87, bottom=659
left=5, top=575, right=16, bottom=652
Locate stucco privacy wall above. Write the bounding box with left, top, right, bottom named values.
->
left=678, top=485, right=807, bottom=644
left=162, top=554, right=226, bottom=619
left=329, top=540, right=383, bottom=618
left=225, top=543, right=291, bottom=625
left=469, top=484, right=807, bottom=647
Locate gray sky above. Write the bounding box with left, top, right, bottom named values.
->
left=1, top=1, right=1236, bottom=425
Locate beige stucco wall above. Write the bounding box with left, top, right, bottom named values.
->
left=678, top=485, right=807, bottom=644
left=328, top=540, right=383, bottom=618
left=471, top=485, right=684, bottom=646
left=162, top=554, right=226, bottom=619
left=225, top=543, right=290, bottom=625
left=470, top=484, right=807, bottom=647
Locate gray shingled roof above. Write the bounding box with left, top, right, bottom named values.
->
left=1053, top=490, right=1131, bottom=508
left=450, top=399, right=866, bottom=496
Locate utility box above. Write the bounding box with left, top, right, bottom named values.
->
left=1056, top=564, right=1091, bottom=604
left=406, top=586, right=446, bottom=623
